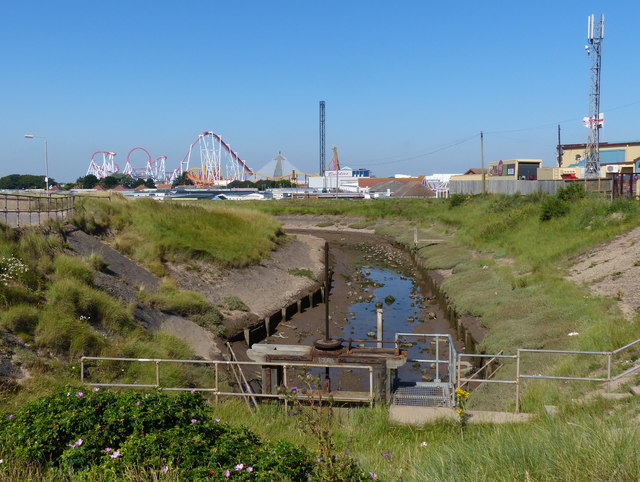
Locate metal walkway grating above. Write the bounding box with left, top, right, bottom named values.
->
left=392, top=382, right=452, bottom=407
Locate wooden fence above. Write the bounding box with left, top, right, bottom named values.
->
left=0, top=192, right=75, bottom=227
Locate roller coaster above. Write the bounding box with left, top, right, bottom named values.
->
left=85, top=132, right=259, bottom=186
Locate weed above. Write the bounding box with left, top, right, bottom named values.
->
left=222, top=295, right=249, bottom=312
left=288, top=268, right=317, bottom=280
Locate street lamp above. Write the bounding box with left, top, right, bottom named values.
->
left=24, top=134, right=49, bottom=191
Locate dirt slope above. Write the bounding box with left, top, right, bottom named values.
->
left=67, top=229, right=222, bottom=360
left=567, top=226, right=640, bottom=320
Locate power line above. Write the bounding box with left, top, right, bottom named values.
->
left=364, top=134, right=479, bottom=167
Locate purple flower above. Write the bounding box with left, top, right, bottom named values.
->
left=68, top=438, right=83, bottom=449
left=235, top=463, right=244, bottom=470
left=93, top=387, right=100, bottom=392
left=76, top=392, right=83, bottom=398
left=382, top=452, right=391, bottom=458
left=224, top=470, right=231, bottom=478
left=289, top=412, right=296, bottom=416
left=246, top=466, right=254, bottom=472
left=110, top=450, right=121, bottom=459
left=345, top=450, right=350, bottom=455
left=135, top=401, right=141, bottom=406
left=104, top=447, right=112, bottom=453
left=7, top=414, right=13, bottom=420
left=290, top=386, right=297, bottom=391
left=190, top=419, right=197, bottom=424
left=190, top=389, right=197, bottom=393
left=369, top=473, right=378, bottom=479
left=214, top=418, right=221, bottom=422
left=161, top=465, right=169, bottom=474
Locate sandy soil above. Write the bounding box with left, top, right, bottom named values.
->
left=567, top=226, right=640, bottom=320
left=168, top=233, right=325, bottom=320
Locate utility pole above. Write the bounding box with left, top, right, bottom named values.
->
left=480, top=131, right=486, bottom=195
left=557, top=124, right=563, bottom=167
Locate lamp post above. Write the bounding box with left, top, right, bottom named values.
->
left=24, top=134, right=49, bottom=191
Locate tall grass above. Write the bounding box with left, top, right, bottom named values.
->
left=73, top=197, right=284, bottom=273
left=210, top=396, right=640, bottom=481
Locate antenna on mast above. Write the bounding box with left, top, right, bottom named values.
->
left=584, top=14, right=604, bottom=179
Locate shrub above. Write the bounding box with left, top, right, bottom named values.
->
left=0, top=389, right=369, bottom=480
left=540, top=197, right=570, bottom=221
left=449, top=193, right=467, bottom=208
left=556, top=182, right=586, bottom=202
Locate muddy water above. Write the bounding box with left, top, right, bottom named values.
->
left=283, top=232, right=463, bottom=385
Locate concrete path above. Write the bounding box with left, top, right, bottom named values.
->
left=390, top=405, right=534, bottom=425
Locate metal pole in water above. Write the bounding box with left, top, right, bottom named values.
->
left=376, top=308, right=383, bottom=348
left=324, top=241, right=330, bottom=340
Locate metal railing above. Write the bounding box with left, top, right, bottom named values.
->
left=0, top=192, right=75, bottom=227
left=80, top=356, right=376, bottom=406
left=395, top=332, right=457, bottom=382
left=457, top=338, right=640, bottom=412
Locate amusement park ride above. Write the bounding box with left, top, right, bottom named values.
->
left=86, top=132, right=259, bottom=186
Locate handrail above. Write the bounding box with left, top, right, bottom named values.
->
left=451, top=337, right=640, bottom=413
left=80, top=356, right=376, bottom=405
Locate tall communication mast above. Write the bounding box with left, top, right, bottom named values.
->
left=319, top=101, right=326, bottom=175
left=584, top=14, right=604, bottom=179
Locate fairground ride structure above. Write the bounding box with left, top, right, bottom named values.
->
left=84, top=131, right=254, bottom=186
left=86, top=151, right=119, bottom=179
left=182, top=132, right=253, bottom=185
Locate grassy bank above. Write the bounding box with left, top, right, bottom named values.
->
left=234, top=193, right=640, bottom=408
left=208, top=394, right=640, bottom=481
left=72, top=196, right=283, bottom=275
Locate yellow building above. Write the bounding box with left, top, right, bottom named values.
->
left=559, top=141, right=640, bottom=176
left=486, top=159, right=543, bottom=180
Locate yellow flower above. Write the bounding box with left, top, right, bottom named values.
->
left=455, top=387, right=470, bottom=399
left=457, top=409, right=465, bottom=415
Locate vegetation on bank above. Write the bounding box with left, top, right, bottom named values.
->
left=71, top=196, right=284, bottom=275
left=236, top=190, right=640, bottom=408
left=2, top=190, right=640, bottom=480
left=0, top=389, right=369, bottom=481
left=0, top=221, right=213, bottom=411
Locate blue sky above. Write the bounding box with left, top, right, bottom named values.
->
left=1, top=1, right=639, bottom=182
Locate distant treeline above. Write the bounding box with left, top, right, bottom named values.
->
left=0, top=174, right=55, bottom=190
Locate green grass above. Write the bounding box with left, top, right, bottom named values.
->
left=199, top=394, right=640, bottom=481
left=139, top=279, right=224, bottom=333
left=72, top=197, right=284, bottom=274
left=288, top=267, right=317, bottom=280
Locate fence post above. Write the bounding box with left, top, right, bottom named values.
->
left=80, top=357, right=85, bottom=383
left=283, top=365, right=288, bottom=412
left=215, top=363, right=219, bottom=404
left=607, top=352, right=613, bottom=392
left=515, top=350, right=521, bottom=413
left=369, top=367, right=374, bottom=407
left=435, top=335, right=440, bottom=381
left=155, top=360, right=160, bottom=387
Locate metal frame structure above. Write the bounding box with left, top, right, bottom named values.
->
left=584, top=13, right=604, bottom=179
left=80, top=356, right=375, bottom=406
left=86, top=151, right=119, bottom=179
left=458, top=336, right=640, bottom=413
left=182, top=131, right=253, bottom=185
left=319, top=101, right=325, bottom=176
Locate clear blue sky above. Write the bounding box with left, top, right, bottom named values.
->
left=1, top=1, right=639, bottom=182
